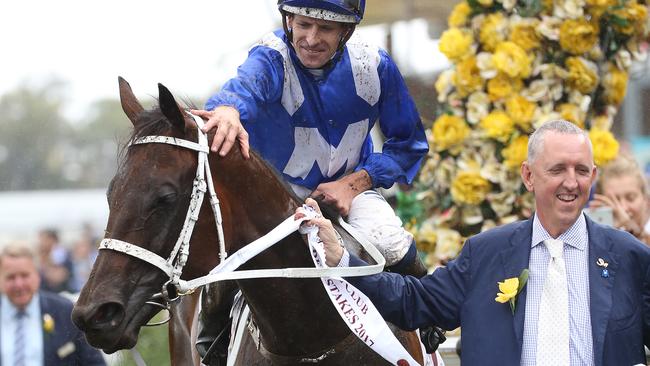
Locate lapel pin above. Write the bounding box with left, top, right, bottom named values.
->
left=596, top=258, right=609, bottom=278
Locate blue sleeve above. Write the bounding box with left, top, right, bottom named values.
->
left=204, top=45, right=284, bottom=123
left=356, top=50, right=429, bottom=188
left=346, top=237, right=471, bottom=331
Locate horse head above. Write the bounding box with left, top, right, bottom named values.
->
left=71, top=77, right=222, bottom=353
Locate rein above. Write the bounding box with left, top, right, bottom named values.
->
left=98, top=112, right=421, bottom=365
left=98, top=112, right=385, bottom=315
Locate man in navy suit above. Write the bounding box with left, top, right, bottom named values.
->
left=307, top=119, right=650, bottom=365
left=0, top=243, right=106, bottom=366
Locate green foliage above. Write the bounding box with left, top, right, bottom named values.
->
left=111, top=314, right=170, bottom=366
left=395, top=189, right=422, bottom=226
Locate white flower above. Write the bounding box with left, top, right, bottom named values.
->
left=567, top=90, right=591, bottom=113
left=462, top=205, right=484, bottom=225
left=435, top=69, right=455, bottom=103
left=467, top=91, right=491, bottom=124
left=522, top=79, right=552, bottom=102
left=538, top=16, right=562, bottom=41
left=488, top=191, right=517, bottom=217
left=615, top=49, right=632, bottom=70
left=477, top=52, right=497, bottom=79
left=533, top=111, right=562, bottom=130
left=553, top=0, right=585, bottom=19
left=496, top=0, right=517, bottom=11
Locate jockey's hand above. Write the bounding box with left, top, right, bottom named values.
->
left=294, top=198, right=344, bottom=266
left=191, top=107, right=250, bottom=159
left=311, top=170, right=372, bottom=216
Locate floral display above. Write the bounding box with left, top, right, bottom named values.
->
left=405, top=0, right=648, bottom=269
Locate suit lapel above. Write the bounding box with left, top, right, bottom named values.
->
left=500, top=218, right=533, bottom=353
left=586, top=219, right=618, bottom=366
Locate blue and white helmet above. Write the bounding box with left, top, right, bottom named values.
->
left=277, top=0, right=365, bottom=24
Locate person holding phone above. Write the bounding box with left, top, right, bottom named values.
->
left=590, top=153, right=650, bottom=245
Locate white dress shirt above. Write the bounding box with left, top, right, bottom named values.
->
left=1, top=294, right=44, bottom=366
left=520, top=213, right=594, bottom=366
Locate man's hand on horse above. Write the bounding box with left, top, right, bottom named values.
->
left=191, top=106, right=250, bottom=159
left=294, top=198, right=344, bottom=267
left=310, top=170, right=372, bottom=216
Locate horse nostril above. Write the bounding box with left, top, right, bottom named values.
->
left=92, top=302, right=125, bottom=328
left=75, top=302, right=125, bottom=331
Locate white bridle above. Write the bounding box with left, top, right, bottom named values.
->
left=99, top=113, right=227, bottom=302
left=99, top=112, right=385, bottom=305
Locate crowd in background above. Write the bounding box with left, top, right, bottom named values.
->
left=36, top=224, right=99, bottom=295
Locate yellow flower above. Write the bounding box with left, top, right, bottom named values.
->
left=495, top=269, right=529, bottom=314
left=510, top=20, right=541, bottom=51
left=487, top=73, right=523, bottom=102
left=559, top=19, right=598, bottom=55
left=492, top=42, right=532, bottom=79
left=602, top=64, right=629, bottom=105
left=586, top=0, right=615, bottom=5
left=495, top=278, right=519, bottom=303
left=448, top=2, right=471, bottom=28
left=453, top=56, right=484, bottom=97
left=432, top=114, right=471, bottom=154
left=439, top=28, right=474, bottom=62
left=480, top=111, right=515, bottom=143
left=566, top=57, right=599, bottom=94
left=43, top=313, right=55, bottom=333
left=586, top=0, right=616, bottom=18
left=611, top=4, right=648, bottom=35
left=451, top=171, right=492, bottom=205
left=557, top=103, right=585, bottom=129
left=590, top=128, right=620, bottom=166
left=505, top=95, right=536, bottom=131
left=502, top=135, right=529, bottom=170
left=479, top=13, right=508, bottom=52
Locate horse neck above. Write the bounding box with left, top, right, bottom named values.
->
left=209, top=150, right=350, bottom=355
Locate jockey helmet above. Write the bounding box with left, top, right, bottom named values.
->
left=277, top=0, right=365, bottom=24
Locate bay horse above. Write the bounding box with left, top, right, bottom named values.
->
left=71, top=78, right=425, bottom=365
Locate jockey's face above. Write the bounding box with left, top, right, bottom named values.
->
left=287, top=14, right=346, bottom=69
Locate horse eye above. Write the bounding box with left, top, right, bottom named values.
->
left=157, top=192, right=177, bottom=205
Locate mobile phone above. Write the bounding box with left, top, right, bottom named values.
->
left=584, top=206, right=614, bottom=227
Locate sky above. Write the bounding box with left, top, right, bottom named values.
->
left=0, top=0, right=447, bottom=120
left=0, top=0, right=280, bottom=119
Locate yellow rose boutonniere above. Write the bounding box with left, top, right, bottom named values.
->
left=495, top=269, right=529, bottom=315
left=43, top=313, right=55, bottom=333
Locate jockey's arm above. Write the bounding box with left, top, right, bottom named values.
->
left=310, top=170, right=372, bottom=216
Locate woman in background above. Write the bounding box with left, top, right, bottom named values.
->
left=590, top=153, right=650, bottom=245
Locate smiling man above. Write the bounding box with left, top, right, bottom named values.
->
left=316, top=120, right=650, bottom=365
left=192, top=1, right=433, bottom=364
left=0, top=243, right=105, bottom=366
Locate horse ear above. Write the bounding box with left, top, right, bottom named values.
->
left=118, top=76, right=144, bottom=126
left=158, top=83, right=186, bottom=133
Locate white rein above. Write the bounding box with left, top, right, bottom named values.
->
left=99, top=112, right=385, bottom=303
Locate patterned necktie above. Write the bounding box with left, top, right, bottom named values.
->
left=536, top=239, right=570, bottom=365
left=14, top=310, right=26, bottom=366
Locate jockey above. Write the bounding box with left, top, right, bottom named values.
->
left=193, top=0, right=434, bottom=364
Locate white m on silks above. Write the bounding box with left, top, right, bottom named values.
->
left=283, top=120, right=369, bottom=180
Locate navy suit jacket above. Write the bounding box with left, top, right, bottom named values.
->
left=0, top=291, right=105, bottom=366
left=347, top=216, right=650, bottom=366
